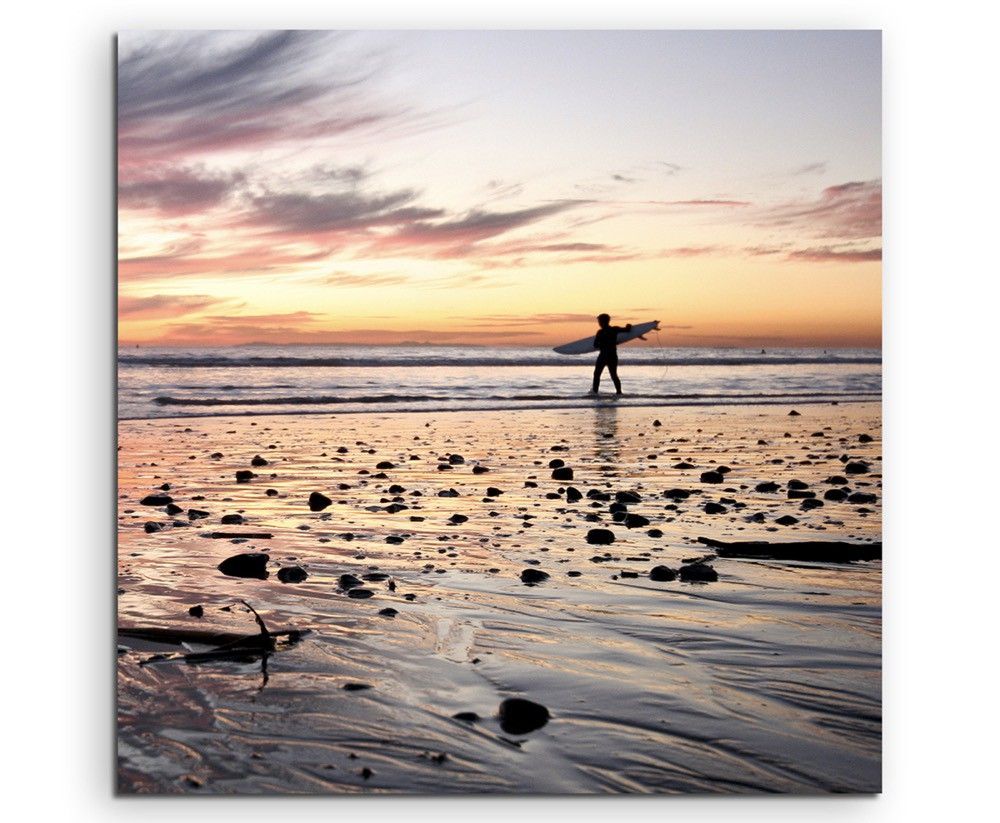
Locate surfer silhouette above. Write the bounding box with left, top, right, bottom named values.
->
left=591, top=314, right=632, bottom=395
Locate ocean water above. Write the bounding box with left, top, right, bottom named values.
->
left=117, top=345, right=881, bottom=420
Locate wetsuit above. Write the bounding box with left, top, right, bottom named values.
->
left=592, top=326, right=627, bottom=393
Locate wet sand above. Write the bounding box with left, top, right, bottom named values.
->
left=117, top=402, right=881, bottom=794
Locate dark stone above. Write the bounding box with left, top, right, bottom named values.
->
left=376, top=461, right=395, bottom=469
left=165, top=503, right=183, bottom=515
left=448, top=454, right=465, bottom=465
left=624, top=513, right=650, bottom=528
left=787, top=479, right=809, bottom=490
left=188, top=605, right=203, bottom=618
left=787, top=489, right=815, bottom=499
left=498, top=697, right=550, bottom=735
left=775, top=515, right=799, bottom=526
left=755, top=482, right=780, bottom=493
left=788, top=409, right=801, bottom=416
left=486, top=487, right=503, bottom=497
left=673, top=462, right=696, bottom=469
left=520, top=568, right=550, bottom=584
left=343, top=683, right=371, bottom=691
left=845, top=461, right=870, bottom=475
left=848, top=492, right=878, bottom=504
left=801, top=498, right=825, bottom=510
left=647, top=528, right=664, bottom=538
left=452, top=712, right=479, bottom=722
left=586, top=528, right=615, bottom=545
left=700, top=471, right=724, bottom=484
left=217, top=553, right=269, bottom=579
left=615, top=491, right=642, bottom=504
left=378, top=607, right=398, bottom=617
left=251, top=455, right=268, bottom=467
left=825, top=475, right=849, bottom=485
left=266, top=488, right=278, bottom=497
left=548, top=458, right=565, bottom=469
left=551, top=466, right=574, bottom=481
left=448, top=513, right=469, bottom=524
left=824, top=488, right=849, bottom=501
left=308, top=491, right=332, bottom=512
left=679, top=562, right=718, bottom=582
left=653, top=419, right=662, bottom=426
left=566, top=486, right=582, bottom=502
left=220, top=513, right=245, bottom=525
left=277, top=565, right=308, bottom=584
left=347, top=588, right=374, bottom=599
left=338, top=574, right=362, bottom=589
left=187, top=509, right=210, bottom=520
left=859, top=433, right=874, bottom=443
left=235, top=470, right=254, bottom=483
left=144, top=522, right=163, bottom=533
left=649, top=565, right=677, bottom=582
left=139, top=494, right=173, bottom=506
left=663, top=488, right=691, bottom=500
left=704, top=502, right=727, bottom=514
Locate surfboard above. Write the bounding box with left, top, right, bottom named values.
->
left=553, top=320, right=660, bottom=355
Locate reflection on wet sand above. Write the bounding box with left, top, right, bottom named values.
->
left=118, top=403, right=881, bottom=794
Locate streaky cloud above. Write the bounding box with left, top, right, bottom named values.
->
left=119, top=165, right=245, bottom=215
left=787, top=246, right=882, bottom=263
left=118, top=293, right=232, bottom=319
left=759, top=179, right=882, bottom=240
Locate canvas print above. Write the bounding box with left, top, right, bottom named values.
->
left=117, top=30, right=882, bottom=794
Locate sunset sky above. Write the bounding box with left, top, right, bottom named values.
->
left=118, top=30, right=881, bottom=348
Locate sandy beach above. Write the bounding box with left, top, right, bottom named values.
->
left=117, top=402, right=881, bottom=794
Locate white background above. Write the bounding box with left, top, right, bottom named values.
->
left=3, top=1, right=998, bottom=819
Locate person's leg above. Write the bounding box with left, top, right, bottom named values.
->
left=609, top=357, right=622, bottom=394
left=592, top=354, right=606, bottom=393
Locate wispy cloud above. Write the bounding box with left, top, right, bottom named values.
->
left=118, top=32, right=403, bottom=165
left=240, top=186, right=442, bottom=235
left=368, top=201, right=587, bottom=257
left=759, top=179, right=881, bottom=240
left=118, top=293, right=233, bottom=319
left=659, top=245, right=723, bottom=257
left=119, top=243, right=332, bottom=281
left=118, top=165, right=245, bottom=215
left=787, top=246, right=882, bottom=263
left=790, top=161, right=827, bottom=176
left=310, top=271, right=410, bottom=287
